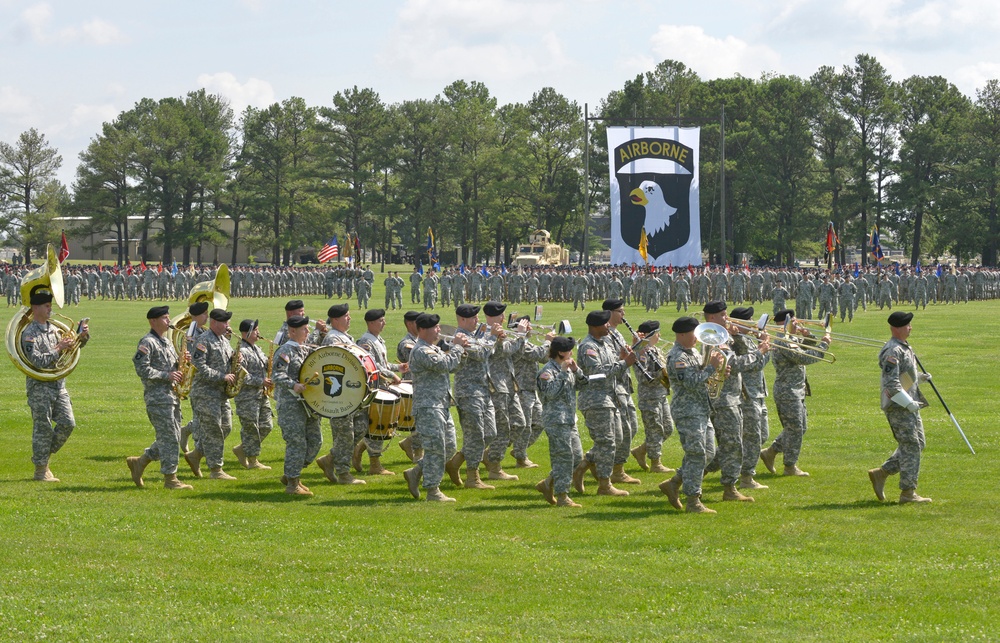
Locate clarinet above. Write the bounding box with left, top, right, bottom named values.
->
left=610, top=319, right=652, bottom=381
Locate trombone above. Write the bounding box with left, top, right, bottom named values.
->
left=726, top=314, right=837, bottom=364
left=792, top=315, right=883, bottom=348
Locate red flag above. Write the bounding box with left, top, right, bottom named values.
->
left=825, top=222, right=839, bottom=254
left=157, top=262, right=163, bottom=274
left=140, top=260, right=147, bottom=272
left=58, top=231, right=70, bottom=263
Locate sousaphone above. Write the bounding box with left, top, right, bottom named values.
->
left=168, top=264, right=230, bottom=355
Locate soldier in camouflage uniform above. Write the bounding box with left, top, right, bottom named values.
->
left=630, top=320, right=675, bottom=474
left=395, top=311, right=422, bottom=463
left=409, top=267, right=422, bottom=303
left=22, top=290, right=88, bottom=482
left=759, top=309, right=831, bottom=478
left=511, top=319, right=554, bottom=468
left=727, top=307, right=772, bottom=490
left=178, top=301, right=210, bottom=453
left=231, top=319, right=273, bottom=471
left=272, top=315, right=320, bottom=495
left=423, top=269, right=439, bottom=309
left=602, top=299, right=641, bottom=485
left=535, top=336, right=587, bottom=507
left=868, top=312, right=933, bottom=504
left=570, top=310, right=636, bottom=497
left=402, top=313, right=468, bottom=502
left=659, top=316, right=726, bottom=514
left=127, top=306, right=192, bottom=490
left=482, top=302, right=528, bottom=481
left=353, top=309, right=405, bottom=475
left=185, top=308, right=238, bottom=480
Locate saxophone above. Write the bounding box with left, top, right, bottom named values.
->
left=174, top=330, right=196, bottom=400
left=263, top=339, right=276, bottom=398
left=225, top=346, right=249, bottom=398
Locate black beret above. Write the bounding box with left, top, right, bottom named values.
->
left=456, top=304, right=480, bottom=319
left=285, top=299, right=304, bottom=311
left=403, top=310, right=422, bottom=322
left=364, top=308, right=385, bottom=322
left=637, top=320, right=660, bottom=335
left=703, top=300, right=727, bottom=314
left=30, top=290, right=54, bottom=305
left=551, top=336, right=575, bottom=353
left=730, top=306, right=754, bottom=321
left=287, top=315, right=309, bottom=329
left=327, top=303, right=349, bottom=319
left=483, top=301, right=506, bottom=317
left=773, top=308, right=795, bottom=323
left=147, top=305, right=170, bottom=319
left=888, top=311, right=913, bottom=327
left=602, top=298, right=624, bottom=311
left=586, top=310, right=611, bottom=327
left=416, top=313, right=440, bottom=329
left=239, top=318, right=258, bottom=333
left=189, top=301, right=209, bottom=316
left=672, top=316, right=699, bottom=333
left=209, top=308, right=232, bottom=322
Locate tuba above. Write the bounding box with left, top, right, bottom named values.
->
left=5, top=245, right=84, bottom=381
left=695, top=322, right=730, bottom=399
left=168, top=264, right=230, bottom=357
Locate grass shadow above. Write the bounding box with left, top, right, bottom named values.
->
left=53, top=484, right=135, bottom=494
left=86, top=455, right=126, bottom=463
left=182, top=490, right=313, bottom=504
left=794, top=499, right=891, bottom=510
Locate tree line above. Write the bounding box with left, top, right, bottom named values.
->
left=1, top=53, right=999, bottom=267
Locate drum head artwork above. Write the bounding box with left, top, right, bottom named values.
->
left=300, top=345, right=377, bottom=418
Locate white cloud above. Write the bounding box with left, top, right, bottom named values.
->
left=196, top=72, right=275, bottom=115
left=77, top=19, right=125, bottom=45
left=69, top=103, right=117, bottom=129
left=0, top=85, right=33, bottom=116
left=954, top=62, right=1000, bottom=97
left=16, top=2, right=125, bottom=45
left=648, top=25, right=781, bottom=80
left=20, top=2, right=52, bottom=40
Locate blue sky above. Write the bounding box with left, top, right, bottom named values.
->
left=3, top=0, right=999, bottom=188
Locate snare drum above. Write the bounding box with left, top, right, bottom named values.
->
left=389, top=382, right=414, bottom=432
left=367, top=389, right=400, bottom=440
left=299, top=344, right=378, bottom=418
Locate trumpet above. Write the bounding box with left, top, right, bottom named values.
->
left=438, top=324, right=494, bottom=348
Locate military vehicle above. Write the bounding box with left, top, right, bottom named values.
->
left=513, top=229, right=570, bottom=266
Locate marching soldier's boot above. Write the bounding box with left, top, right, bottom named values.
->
left=739, top=473, right=767, bottom=490
left=336, top=471, right=366, bottom=485
left=179, top=424, right=191, bottom=453
left=403, top=464, right=422, bottom=499
left=783, top=465, right=810, bottom=477
left=631, top=444, right=649, bottom=471
left=367, top=456, right=395, bottom=476
left=413, top=447, right=424, bottom=462
left=486, top=460, right=518, bottom=481
left=247, top=457, right=271, bottom=470
left=610, top=463, right=641, bottom=485
left=515, top=458, right=539, bottom=469
left=315, top=454, right=336, bottom=483
left=126, top=454, right=151, bottom=487
left=184, top=448, right=204, bottom=478
left=33, top=464, right=59, bottom=482
left=352, top=441, right=366, bottom=473
left=572, top=459, right=590, bottom=494
left=660, top=474, right=683, bottom=510
left=232, top=444, right=249, bottom=468
left=398, top=435, right=415, bottom=462
left=163, top=474, right=193, bottom=490
left=649, top=458, right=674, bottom=474
left=685, top=494, right=716, bottom=514
left=868, top=467, right=889, bottom=501
left=535, top=474, right=555, bottom=505
left=899, top=489, right=932, bottom=504
left=464, top=468, right=494, bottom=490
left=759, top=446, right=777, bottom=474
left=425, top=486, right=456, bottom=502
left=722, top=484, right=754, bottom=502
left=556, top=493, right=582, bottom=508
left=446, top=452, right=465, bottom=487
left=596, top=478, right=629, bottom=497
left=285, top=477, right=312, bottom=496
left=209, top=468, right=237, bottom=480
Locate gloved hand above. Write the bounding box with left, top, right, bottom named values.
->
left=906, top=401, right=921, bottom=413
left=919, top=372, right=932, bottom=383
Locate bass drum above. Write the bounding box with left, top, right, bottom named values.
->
left=299, top=344, right=378, bottom=418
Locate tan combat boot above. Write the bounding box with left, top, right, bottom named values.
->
left=631, top=444, right=649, bottom=471
left=285, top=477, right=312, bottom=496
left=739, top=473, right=767, bottom=490
left=126, top=454, right=151, bottom=488
left=425, top=487, right=456, bottom=502
left=413, top=448, right=425, bottom=462
left=403, top=464, right=422, bottom=499
left=783, top=465, right=810, bottom=477
left=899, top=489, right=932, bottom=504
left=685, top=494, right=717, bottom=514
left=722, top=484, right=754, bottom=502
left=352, top=441, right=366, bottom=472
left=610, top=463, right=641, bottom=485
left=315, top=454, right=336, bottom=483
left=868, top=467, right=889, bottom=501
left=649, top=458, right=674, bottom=474
left=535, top=475, right=555, bottom=505
left=209, top=468, right=237, bottom=480
left=368, top=456, right=395, bottom=476
left=659, top=474, right=683, bottom=510
left=516, top=458, right=539, bottom=469
left=184, top=448, right=204, bottom=478
left=247, top=457, right=271, bottom=470
left=179, top=424, right=191, bottom=453
left=486, top=460, right=518, bottom=481
left=446, top=452, right=465, bottom=487
left=597, top=478, right=629, bottom=497
left=572, top=459, right=590, bottom=494
left=163, top=474, right=193, bottom=490
left=759, top=446, right=777, bottom=474
left=464, top=468, right=494, bottom=490
left=556, top=493, right=582, bottom=508
left=232, top=444, right=249, bottom=468
left=398, top=435, right=415, bottom=462
left=33, top=464, right=59, bottom=482
left=336, top=471, right=366, bottom=485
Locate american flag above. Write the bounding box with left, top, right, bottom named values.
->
left=318, top=235, right=339, bottom=263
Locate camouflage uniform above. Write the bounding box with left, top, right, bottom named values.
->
left=357, top=330, right=404, bottom=457
left=273, top=339, right=322, bottom=479
left=767, top=335, right=830, bottom=468
left=607, top=326, right=639, bottom=467
left=190, top=328, right=235, bottom=470
left=666, top=340, right=717, bottom=498
left=485, top=335, right=528, bottom=464
left=134, top=329, right=182, bottom=475
left=634, top=345, right=673, bottom=461
left=234, top=338, right=273, bottom=459
left=512, top=339, right=551, bottom=461
left=454, top=327, right=497, bottom=471
left=737, top=336, right=771, bottom=477
left=397, top=331, right=422, bottom=452
left=877, top=337, right=927, bottom=491
left=537, top=359, right=587, bottom=494
left=22, top=320, right=77, bottom=468
left=576, top=334, right=627, bottom=479
left=321, top=328, right=367, bottom=476
left=409, top=338, right=464, bottom=489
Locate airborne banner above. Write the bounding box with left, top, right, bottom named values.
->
left=608, top=126, right=701, bottom=266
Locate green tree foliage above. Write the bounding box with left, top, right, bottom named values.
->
left=0, top=128, right=63, bottom=261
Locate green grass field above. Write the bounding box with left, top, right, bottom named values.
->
left=1, top=286, right=998, bottom=641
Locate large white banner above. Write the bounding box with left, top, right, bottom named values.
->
left=608, top=126, right=701, bottom=266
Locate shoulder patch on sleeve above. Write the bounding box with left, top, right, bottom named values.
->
left=137, top=344, right=149, bottom=355
left=280, top=353, right=290, bottom=363
left=675, top=362, right=687, bottom=369
left=539, top=371, right=553, bottom=381
left=585, top=348, right=598, bottom=357
left=886, top=356, right=898, bottom=364
left=196, top=343, right=207, bottom=352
